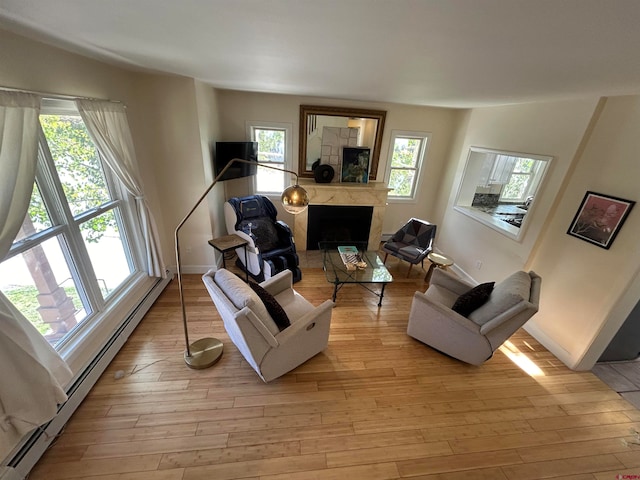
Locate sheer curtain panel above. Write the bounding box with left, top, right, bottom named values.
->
left=0, top=91, right=72, bottom=461
left=76, top=99, right=166, bottom=278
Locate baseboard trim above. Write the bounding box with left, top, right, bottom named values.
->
left=0, top=467, right=21, bottom=480
left=6, top=272, right=172, bottom=479
left=523, top=321, right=578, bottom=370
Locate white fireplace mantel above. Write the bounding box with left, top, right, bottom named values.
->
left=295, top=180, right=390, bottom=251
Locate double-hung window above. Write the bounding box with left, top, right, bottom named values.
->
left=247, top=122, right=292, bottom=194
left=499, top=157, right=539, bottom=203
left=0, top=100, right=139, bottom=350
left=386, top=131, right=430, bottom=200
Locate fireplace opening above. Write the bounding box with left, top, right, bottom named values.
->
left=306, top=205, right=373, bottom=250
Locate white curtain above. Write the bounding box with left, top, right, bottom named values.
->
left=0, top=91, right=73, bottom=460
left=76, top=99, right=166, bottom=278
left=0, top=93, right=40, bottom=256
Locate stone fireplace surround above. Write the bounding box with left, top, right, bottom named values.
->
left=294, top=180, right=390, bottom=251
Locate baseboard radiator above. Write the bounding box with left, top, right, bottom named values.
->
left=4, top=272, right=173, bottom=479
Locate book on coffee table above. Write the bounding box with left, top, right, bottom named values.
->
left=337, top=245, right=367, bottom=270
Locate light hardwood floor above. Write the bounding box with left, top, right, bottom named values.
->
left=29, top=258, right=640, bottom=480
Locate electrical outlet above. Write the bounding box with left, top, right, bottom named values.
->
left=475, top=260, right=483, bottom=270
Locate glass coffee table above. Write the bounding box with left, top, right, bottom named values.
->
left=319, top=241, right=393, bottom=307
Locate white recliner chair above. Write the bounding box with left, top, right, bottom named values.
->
left=407, top=268, right=541, bottom=365
left=202, top=268, right=333, bottom=382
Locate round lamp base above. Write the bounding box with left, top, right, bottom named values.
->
left=184, top=337, right=223, bottom=369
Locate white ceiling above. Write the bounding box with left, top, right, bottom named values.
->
left=2, top=0, right=640, bottom=108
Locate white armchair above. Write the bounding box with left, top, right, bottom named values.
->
left=407, top=268, right=541, bottom=365
left=202, top=268, right=333, bottom=382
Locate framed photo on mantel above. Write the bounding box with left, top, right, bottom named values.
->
left=567, top=191, right=635, bottom=249
left=341, top=147, right=370, bottom=183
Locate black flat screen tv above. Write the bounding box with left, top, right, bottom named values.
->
left=214, top=141, right=258, bottom=181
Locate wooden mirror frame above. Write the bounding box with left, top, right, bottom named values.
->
left=298, top=105, right=387, bottom=180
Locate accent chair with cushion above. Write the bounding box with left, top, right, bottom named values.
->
left=225, top=194, right=302, bottom=283
left=383, top=218, right=436, bottom=276
left=407, top=268, right=542, bottom=365
left=202, top=268, right=333, bottom=382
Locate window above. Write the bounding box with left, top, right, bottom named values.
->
left=386, top=131, right=430, bottom=200
left=0, top=101, right=139, bottom=349
left=453, top=147, right=552, bottom=240
left=500, top=157, right=539, bottom=202
left=247, top=122, right=292, bottom=194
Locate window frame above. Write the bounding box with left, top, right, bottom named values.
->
left=453, top=146, right=552, bottom=242
left=384, top=130, right=431, bottom=202
left=499, top=159, right=540, bottom=203
left=1, top=100, right=146, bottom=356
left=246, top=121, right=293, bottom=195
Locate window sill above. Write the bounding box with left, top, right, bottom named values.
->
left=387, top=196, right=418, bottom=204
left=454, top=205, right=523, bottom=241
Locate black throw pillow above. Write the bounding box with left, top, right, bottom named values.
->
left=248, top=282, right=291, bottom=331
left=451, top=282, right=495, bottom=317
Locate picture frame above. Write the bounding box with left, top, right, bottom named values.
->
left=341, top=147, right=370, bottom=183
left=567, top=191, right=635, bottom=249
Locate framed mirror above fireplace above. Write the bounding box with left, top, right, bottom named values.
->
left=298, top=105, right=386, bottom=180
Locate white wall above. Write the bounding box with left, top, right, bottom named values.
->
left=437, top=98, right=600, bottom=283
left=0, top=29, right=133, bottom=103
left=527, top=96, right=640, bottom=369
left=129, top=74, right=219, bottom=273
left=378, top=104, right=465, bottom=236
left=194, top=81, right=225, bottom=240
left=215, top=89, right=465, bottom=236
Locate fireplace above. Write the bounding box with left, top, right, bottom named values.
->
left=294, top=181, right=390, bottom=251
left=306, top=205, right=373, bottom=250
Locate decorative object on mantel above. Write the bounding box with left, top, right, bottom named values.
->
left=341, top=147, right=370, bottom=183
left=313, top=164, right=334, bottom=183
left=320, top=126, right=358, bottom=182
left=567, top=191, right=635, bottom=249
left=175, top=158, right=310, bottom=369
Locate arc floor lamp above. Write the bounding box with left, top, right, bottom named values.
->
left=175, top=158, right=310, bottom=369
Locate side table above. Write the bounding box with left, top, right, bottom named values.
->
left=425, top=252, right=454, bottom=283
left=208, top=234, right=249, bottom=282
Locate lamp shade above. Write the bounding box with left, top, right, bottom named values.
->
left=281, top=184, right=310, bottom=214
